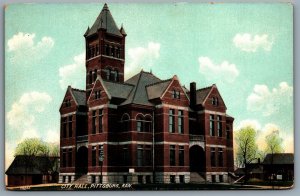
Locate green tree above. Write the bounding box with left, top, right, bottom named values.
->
left=235, top=126, right=259, bottom=182
left=15, top=138, right=50, bottom=156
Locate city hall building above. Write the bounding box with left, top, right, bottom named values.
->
left=59, top=4, right=234, bottom=184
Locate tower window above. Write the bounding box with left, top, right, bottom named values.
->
left=116, top=47, right=120, bottom=58
left=226, top=125, right=230, bottom=140
left=111, top=46, right=115, bottom=57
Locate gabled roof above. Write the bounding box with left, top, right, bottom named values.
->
left=85, top=3, right=123, bottom=37
left=71, top=88, right=86, bottom=106
left=5, top=155, right=59, bottom=175
left=263, top=153, right=294, bottom=165
left=196, top=86, right=213, bottom=105
left=146, top=79, right=172, bottom=100
left=121, top=71, right=162, bottom=106
left=103, top=80, right=134, bottom=99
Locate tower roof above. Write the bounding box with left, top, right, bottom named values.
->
left=85, top=3, right=123, bottom=37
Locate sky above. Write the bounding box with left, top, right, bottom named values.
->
left=5, top=3, right=293, bottom=169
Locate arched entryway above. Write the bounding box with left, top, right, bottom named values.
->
left=76, top=146, right=88, bottom=174
left=189, top=145, right=205, bottom=172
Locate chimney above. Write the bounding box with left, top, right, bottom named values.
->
left=190, top=82, right=196, bottom=109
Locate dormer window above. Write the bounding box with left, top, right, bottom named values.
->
left=95, top=90, right=101, bottom=99
left=172, top=90, right=180, bottom=99
left=212, top=97, right=218, bottom=106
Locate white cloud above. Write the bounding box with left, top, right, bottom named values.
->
left=7, top=32, right=54, bottom=64
left=7, top=92, right=52, bottom=135
left=233, top=33, right=273, bottom=52
left=235, top=119, right=261, bottom=131
left=44, top=129, right=60, bottom=144
left=125, top=42, right=160, bottom=79
left=198, top=57, right=239, bottom=83
left=247, top=82, right=293, bottom=116
left=59, top=52, right=85, bottom=90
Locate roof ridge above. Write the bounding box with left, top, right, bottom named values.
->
left=145, top=78, right=172, bottom=88
left=71, top=88, right=86, bottom=92
left=130, top=71, right=143, bottom=104
left=103, top=80, right=135, bottom=87
left=196, top=85, right=213, bottom=92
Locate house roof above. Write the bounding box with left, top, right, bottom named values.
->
left=146, top=79, right=172, bottom=100
left=121, top=71, right=162, bottom=106
left=85, top=3, right=123, bottom=37
left=263, top=153, right=294, bottom=165
left=195, top=86, right=212, bottom=105
left=71, top=88, right=86, bottom=106
left=5, top=155, right=59, bottom=175
left=103, top=80, right=134, bottom=99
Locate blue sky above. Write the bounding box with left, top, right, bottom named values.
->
left=5, top=3, right=293, bottom=168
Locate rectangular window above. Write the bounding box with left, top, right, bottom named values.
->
left=226, top=125, right=230, bottom=140
left=62, top=117, right=67, bottom=138
left=138, top=175, right=143, bottom=184
left=218, top=148, right=223, bottom=167
left=98, top=145, right=104, bottom=166
left=98, top=109, right=103, bottom=133
left=145, top=145, right=152, bottom=166
left=123, top=147, right=129, bottom=166
left=217, top=115, right=222, bottom=137
left=169, top=109, right=175, bottom=133
left=212, top=175, right=216, bottom=183
left=219, top=175, right=223, bottom=182
left=170, top=145, right=176, bottom=166
left=170, top=175, right=176, bottom=183
left=210, top=115, right=215, bottom=136
left=178, top=110, right=184, bottom=134
left=137, top=145, right=143, bottom=167
left=92, top=146, right=96, bottom=166
left=68, top=116, right=72, bottom=138
left=62, top=149, right=67, bottom=167
left=68, top=149, right=72, bottom=167
left=92, top=111, right=96, bottom=134
left=179, top=175, right=185, bottom=183
left=89, top=71, right=92, bottom=84
left=179, top=146, right=184, bottom=166
left=211, top=147, right=216, bottom=167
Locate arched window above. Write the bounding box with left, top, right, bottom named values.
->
left=136, top=114, right=152, bottom=132
left=121, top=114, right=130, bottom=132
left=136, top=116, right=143, bottom=132
left=212, top=97, right=218, bottom=106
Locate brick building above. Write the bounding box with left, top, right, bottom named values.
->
left=59, top=3, right=234, bottom=184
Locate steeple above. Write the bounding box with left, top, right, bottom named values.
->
left=84, top=3, right=123, bottom=37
